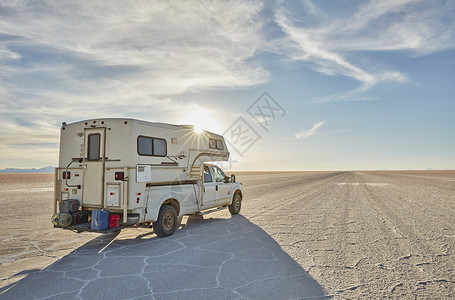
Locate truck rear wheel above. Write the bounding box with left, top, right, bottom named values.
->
left=229, top=193, right=242, bottom=214
left=153, top=205, right=178, bottom=237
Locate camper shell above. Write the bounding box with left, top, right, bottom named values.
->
left=53, top=118, right=242, bottom=236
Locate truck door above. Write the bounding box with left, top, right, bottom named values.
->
left=202, top=166, right=216, bottom=208
left=210, top=166, right=231, bottom=206
left=82, top=128, right=106, bottom=207
left=211, top=165, right=231, bottom=206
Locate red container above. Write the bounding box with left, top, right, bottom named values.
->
left=109, top=214, right=120, bottom=229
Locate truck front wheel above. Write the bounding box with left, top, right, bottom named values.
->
left=153, top=205, right=178, bottom=237
left=229, top=193, right=242, bottom=214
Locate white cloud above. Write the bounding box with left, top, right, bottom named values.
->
left=0, top=0, right=270, bottom=168
left=274, top=0, right=455, bottom=101
left=0, top=0, right=270, bottom=127
left=0, top=0, right=453, bottom=168
left=0, top=46, right=21, bottom=60
left=0, top=1, right=268, bottom=94
left=295, top=121, right=326, bottom=140
left=336, top=0, right=455, bottom=55
left=0, top=119, right=59, bottom=168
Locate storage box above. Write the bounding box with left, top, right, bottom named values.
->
left=72, top=211, right=90, bottom=225
left=91, top=209, right=109, bottom=230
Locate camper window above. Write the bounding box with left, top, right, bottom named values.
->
left=153, top=138, right=166, bottom=156
left=216, top=140, right=224, bottom=150
left=87, top=133, right=101, bottom=161
left=137, top=136, right=167, bottom=157
left=209, top=138, right=217, bottom=149
left=209, top=138, right=224, bottom=150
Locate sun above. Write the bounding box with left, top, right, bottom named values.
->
left=179, top=107, right=222, bottom=134
left=193, top=123, right=205, bottom=133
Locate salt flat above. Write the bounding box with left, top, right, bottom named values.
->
left=0, top=171, right=454, bottom=299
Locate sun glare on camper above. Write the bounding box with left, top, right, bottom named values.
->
left=193, top=124, right=204, bottom=133
left=180, top=108, right=222, bottom=134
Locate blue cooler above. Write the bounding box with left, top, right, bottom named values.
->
left=91, top=209, right=109, bottom=230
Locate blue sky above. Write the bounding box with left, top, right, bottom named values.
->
left=0, top=0, right=454, bottom=170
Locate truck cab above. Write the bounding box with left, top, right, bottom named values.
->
left=202, top=164, right=241, bottom=210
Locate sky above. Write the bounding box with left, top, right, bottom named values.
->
left=0, top=0, right=454, bottom=171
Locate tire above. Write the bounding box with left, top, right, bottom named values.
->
left=153, top=205, right=178, bottom=237
left=228, top=193, right=242, bottom=214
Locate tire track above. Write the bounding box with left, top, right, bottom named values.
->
left=357, top=174, right=455, bottom=298
left=236, top=171, right=455, bottom=299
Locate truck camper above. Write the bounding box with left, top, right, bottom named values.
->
left=52, top=118, right=243, bottom=237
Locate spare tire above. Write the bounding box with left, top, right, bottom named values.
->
left=59, top=199, right=80, bottom=213
left=51, top=213, right=73, bottom=227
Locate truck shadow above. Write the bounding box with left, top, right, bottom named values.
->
left=1, top=215, right=329, bottom=299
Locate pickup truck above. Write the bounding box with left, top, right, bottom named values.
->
left=52, top=118, right=243, bottom=237
left=150, top=164, right=242, bottom=236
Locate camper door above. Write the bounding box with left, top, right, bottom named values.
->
left=82, top=128, right=106, bottom=207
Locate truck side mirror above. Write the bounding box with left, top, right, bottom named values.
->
left=230, top=174, right=236, bottom=183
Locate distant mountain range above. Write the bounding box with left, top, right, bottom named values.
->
left=0, top=166, right=55, bottom=173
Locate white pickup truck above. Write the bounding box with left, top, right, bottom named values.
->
left=52, top=118, right=243, bottom=237
left=146, top=164, right=242, bottom=236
